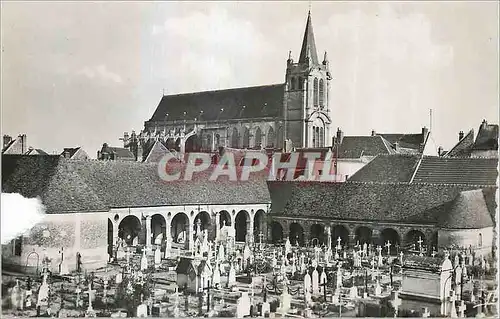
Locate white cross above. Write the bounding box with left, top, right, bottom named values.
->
left=84, top=283, right=96, bottom=311
left=457, top=300, right=466, bottom=317
left=392, top=291, right=401, bottom=315
left=417, top=237, right=424, bottom=251
left=385, top=241, right=391, bottom=255
left=376, top=246, right=382, bottom=255
left=431, top=248, right=437, bottom=258
left=337, top=236, right=342, bottom=247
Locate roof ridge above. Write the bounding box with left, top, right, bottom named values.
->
left=160, top=83, right=285, bottom=98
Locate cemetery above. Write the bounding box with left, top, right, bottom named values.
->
left=2, top=223, right=498, bottom=318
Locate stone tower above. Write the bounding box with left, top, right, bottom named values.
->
left=283, top=11, right=332, bottom=148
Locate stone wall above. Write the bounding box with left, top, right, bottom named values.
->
left=438, top=226, right=494, bottom=256
left=2, top=212, right=108, bottom=273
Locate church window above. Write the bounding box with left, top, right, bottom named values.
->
left=319, top=127, right=324, bottom=147
left=298, top=77, right=303, bottom=90
left=313, top=78, right=319, bottom=108
left=242, top=127, right=250, bottom=148
left=319, top=79, right=325, bottom=108
left=312, top=126, right=316, bottom=147
left=254, top=127, right=262, bottom=148
left=290, top=77, right=295, bottom=90
left=215, top=134, right=220, bottom=148
left=231, top=127, right=239, bottom=148
left=267, top=127, right=275, bottom=148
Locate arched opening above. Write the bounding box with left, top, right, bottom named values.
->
left=242, top=127, right=250, bottom=149
left=235, top=210, right=249, bottom=242
left=277, top=126, right=284, bottom=149
left=354, top=226, right=373, bottom=245
left=171, top=213, right=189, bottom=244
left=215, top=134, right=221, bottom=149
left=253, top=210, right=266, bottom=244
left=380, top=228, right=401, bottom=255
left=289, top=223, right=304, bottom=246
left=298, top=77, right=303, bottom=90
left=193, top=211, right=211, bottom=239
left=270, top=222, right=283, bottom=244
left=319, top=127, right=324, bottom=147
left=266, top=127, right=275, bottom=148
left=319, top=79, right=325, bottom=108
left=332, top=225, right=350, bottom=248
left=166, top=138, right=176, bottom=150
left=118, top=215, right=141, bottom=246
left=151, top=214, right=166, bottom=246
left=204, top=134, right=213, bottom=152
left=107, top=219, right=113, bottom=256
left=310, top=224, right=325, bottom=246
left=254, top=128, right=262, bottom=149
left=312, top=126, right=317, bottom=148
left=313, top=78, right=319, bottom=107
left=185, top=134, right=201, bottom=152
left=404, top=230, right=426, bottom=252
left=231, top=127, right=239, bottom=148
left=219, top=210, right=231, bottom=228
left=429, top=232, right=438, bottom=253
left=174, top=138, right=181, bottom=152
left=290, top=77, right=296, bottom=90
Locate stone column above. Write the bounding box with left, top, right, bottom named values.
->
left=185, top=221, right=192, bottom=251
left=214, top=211, right=220, bottom=241
left=145, top=215, right=152, bottom=250
left=348, top=233, right=356, bottom=249
left=326, top=225, right=332, bottom=249
left=304, top=230, right=311, bottom=247
left=112, top=222, right=119, bottom=247
left=372, top=229, right=381, bottom=246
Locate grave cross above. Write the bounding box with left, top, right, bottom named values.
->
left=385, top=241, right=392, bottom=255
left=392, top=291, right=401, bottom=317
left=431, top=248, right=437, bottom=258
left=417, top=237, right=424, bottom=252
left=200, top=280, right=215, bottom=313
left=457, top=300, right=466, bottom=317
left=336, top=237, right=342, bottom=250
left=320, top=277, right=328, bottom=301
left=84, top=283, right=96, bottom=312
left=376, top=245, right=382, bottom=255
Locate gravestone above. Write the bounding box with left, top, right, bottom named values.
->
left=136, top=303, right=148, bottom=318
left=278, top=290, right=291, bottom=314
left=140, top=250, right=148, bottom=271
left=303, top=272, right=311, bottom=295
left=320, top=270, right=328, bottom=295
left=115, top=272, right=123, bottom=285
left=375, top=280, right=382, bottom=297
left=10, top=280, right=25, bottom=310
left=311, top=268, right=319, bottom=295
left=58, top=248, right=69, bottom=275
left=154, top=248, right=161, bottom=269
left=261, top=301, right=270, bottom=317
left=236, top=292, right=251, bottom=318
left=349, top=285, right=358, bottom=299
left=116, top=245, right=125, bottom=260
left=37, top=274, right=50, bottom=308
left=228, top=263, right=236, bottom=288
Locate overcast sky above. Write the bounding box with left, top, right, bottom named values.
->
left=2, top=1, right=498, bottom=156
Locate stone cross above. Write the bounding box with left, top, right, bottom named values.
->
left=399, top=251, right=404, bottom=265
left=431, top=248, right=437, bottom=258
left=385, top=241, right=391, bottom=255
left=392, top=291, right=401, bottom=317
left=457, top=300, right=466, bottom=318
left=376, top=245, right=382, bottom=256
left=84, top=283, right=96, bottom=311
left=336, top=237, right=342, bottom=250
left=417, top=237, right=424, bottom=251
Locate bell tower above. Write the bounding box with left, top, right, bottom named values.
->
left=283, top=11, right=332, bottom=148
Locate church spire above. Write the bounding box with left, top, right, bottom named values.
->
left=298, top=11, right=319, bottom=65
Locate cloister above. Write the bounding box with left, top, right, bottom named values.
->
left=269, top=216, right=439, bottom=255
left=107, top=204, right=270, bottom=255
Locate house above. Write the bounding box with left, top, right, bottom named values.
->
left=97, top=143, right=136, bottom=161
left=61, top=147, right=90, bottom=160
left=175, top=257, right=212, bottom=293
left=445, top=120, right=498, bottom=158
left=25, top=148, right=49, bottom=155
left=3, top=134, right=29, bottom=155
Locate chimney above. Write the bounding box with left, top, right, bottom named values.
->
left=422, top=127, right=429, bottom=142
left=336, top=128, right=344, bottom=145
left=371, top=130, right=376, bottom=137
left=19, top=134, right=27, bottom=154
left=481, top=119, right=488, bottom=129
left=394, top=142, right=400, bottom=152
left=458, top=131, right=464, bottom=141
left=438, top=146, right=444, bottom=156
left=3, top=135, right=12, bottom=149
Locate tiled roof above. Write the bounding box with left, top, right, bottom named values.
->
left=268, top=180, right=496, bottom=227
left=336, top=136, right=394, bottom=159
left=1, top=155, right=107, bottom=213
left=61, top=147, right=81, bottom=158
left=26, top=149, right=49, bottom=155
left=437, top=189, right=494, bottom=229
left=473, top=123, right=498, bottom=151
left=412, top=156, right=498, bottom=186
left=148, top=84, right=284, bottom=123
left=143, top=140, right=171, bottom=163
left=378, top=133, right=424, bottom=150
left=107, top=147, right=135, bottom=159
left=348, top=154, right=421, bottom=183
left=445, top=130, right=474, bottom=157
left=2, top=155, right=271, bottom=214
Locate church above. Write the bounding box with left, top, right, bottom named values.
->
left=119, top=11, right=333, bottom=160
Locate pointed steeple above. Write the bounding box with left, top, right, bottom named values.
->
left=299, top=11, right=319, bottom=65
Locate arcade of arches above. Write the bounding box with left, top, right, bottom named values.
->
left=268, top=218, right=439, bottom=256
left=108, top=206, right=269, bottom=253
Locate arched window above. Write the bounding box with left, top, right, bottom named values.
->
left=478, top=233, right=483, bottom=247
left=313, top=78, right=319, bottom=108
left=319, top=79, right=325, bottom=108
left=215, top=134, right=221, bottom=148
left=242, top=127, right=250, bottom=149
left=312, top=126, right=316, bottom=148
left=290, top=77, right=295, bottom=90
left=231, top=127, right=239, bottom=148
left=267, top=127, right=275, bottom=148
left=298, top=77, right=303, bottom=90
left=319, top=127, right=324, bottom=147
left=254, top=127, right=262, bottom=149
